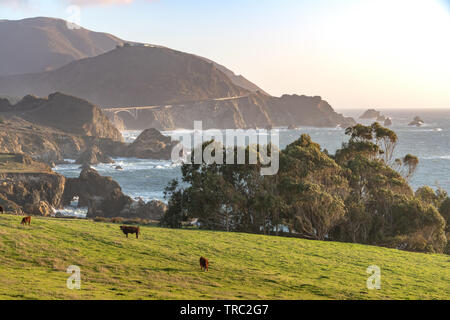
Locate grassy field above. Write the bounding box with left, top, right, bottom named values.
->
left=0, top=154, right=49, bottom=173
left=0, top=214, right=448, bottom=300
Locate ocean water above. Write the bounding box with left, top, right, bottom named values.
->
left=54, top=109, right=450, bottom=216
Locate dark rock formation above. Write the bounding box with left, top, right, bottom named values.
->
left=63, top=168, right=166, bottom=220
left=75, top=145, right=114, bottom=165
left=63, top=168, right=122, bottom=208
left=0, top=117, right=179, bottom=164
left=409, top=116, right=424, bottom=127
left=2, top=93, right=123, bottom=141
left=0, top=93, right=126, bottom=164
left=0, top=119, right=85, bottom=163
left=0, top=98, right=13, bottom=112
left=0, top=155, right=66, bottom=215
left=0, top=156, right=167, bottom=218
left=360, top=109, right=382, bottom=119
left=125, top=128, right=177, bottom=160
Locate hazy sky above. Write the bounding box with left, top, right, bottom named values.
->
left=1, top=0, right=449, bottom=109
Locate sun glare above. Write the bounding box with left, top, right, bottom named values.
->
left=309, top=0, right=450, bottom=107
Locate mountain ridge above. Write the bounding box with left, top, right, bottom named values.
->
left=0, top=16, right=355, bottom=129
left=0, top=17, right=124, bottom=76
left=0, top=17, right=265, bottom=94
left=0, top=45, right=250, bottom=106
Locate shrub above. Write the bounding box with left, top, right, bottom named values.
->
left=390, top=198, right=447, bottom=253
left=111, top=217, right=124, bottom=224
left=439, top=198, right=450, bottom=232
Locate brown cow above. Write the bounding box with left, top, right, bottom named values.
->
left=21, top=216, right=31, bottom=226
left=199, top=257, right=209, bottom=271
left=0, top=205, right=3, bottom=213
left=120, top=226, right=140, bottom=239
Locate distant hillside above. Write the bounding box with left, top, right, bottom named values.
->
left=0, top=16, right=354, bottom=129
left=198, top=56, right=269, bottom=95
left=0, top=214, right=448, bottom=300
left=0, top=17, right=266, bottom=94
left=0, top=17, right=124, bottom=76
left=0, top=46, right=250, bottom=107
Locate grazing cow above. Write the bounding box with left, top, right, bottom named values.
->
left=21, top=216, right=31, bottom=226
left=120, top=226, right=140, bottom=239
left=199, top=257, right=209, bottom=271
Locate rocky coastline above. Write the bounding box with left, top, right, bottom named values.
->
left=0, top=93, right=179, bottom=165
left=0, top=154, right=167, bottom=220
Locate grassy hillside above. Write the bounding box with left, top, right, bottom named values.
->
left=0, top=214, right=448, bottom=300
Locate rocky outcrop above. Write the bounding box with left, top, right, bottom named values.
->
left=360, top=109, right=382, bottom=119
left=360, top=109, right=393, bottom=126
left=0, top=168, right=66, bottom=216
left=0, top=119, right=88, bottom=164
left=267, top=94, right=355, bottom=128
left=125, top=128, right=177, bottom=160
left=409, top=116, right=424, bottom=127
left=0, top=118, right=179, bottom=164
left=0, top=93, right=126, bottom=164
left=0, top=97, right=13, bottom=112
left=75, top=145, right=114, bottom=165
left=63, top=168, right=167, bottom=220
left=359, top=109, right=381, bottom=119
left=0, top=92, right=183, bottom=163
left=62, top=168, right=122, bottom=208
left=1, top=93, right=123, bottom=141
left=106, top=93, right=356, bottom=130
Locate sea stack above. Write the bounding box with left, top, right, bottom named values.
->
left=409, top=116, right=424, bottom=127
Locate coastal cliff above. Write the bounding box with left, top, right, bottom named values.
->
left=0, top=93, right=123, bottom=141
left=0, top=93, right=178, bottom=164
left=63, top=168, right=167, bottom=220
left=106, top=93, right=355, bottom=130
left=0, top=154, right=65, bottom=215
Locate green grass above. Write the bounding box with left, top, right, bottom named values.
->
left=0, top=214, right=448, bottom=300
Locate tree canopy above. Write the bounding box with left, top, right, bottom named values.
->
left=162, top=123, right=448, bottom=254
